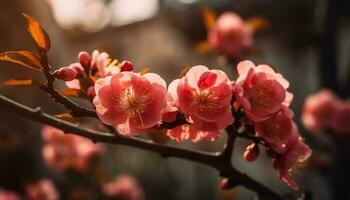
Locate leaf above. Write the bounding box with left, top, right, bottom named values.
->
left=0, top=79, right=34, bottom=87
left=140, top=67, right=149, bottom=75
left=195, top=41, right=212, bottom=54
left=246, top=16, right=270, bottom=31
left=0, top=51, right=43, bottom=71
left=54, top=113, right=76, bottom=122
left=202, top=7, right=216, bottom=30
left=22, top=13, right=50, bottom=53
left=59, top=88, right=86, bottom=98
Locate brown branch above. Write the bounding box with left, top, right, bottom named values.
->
left=0, top=94, right=286, bottom=200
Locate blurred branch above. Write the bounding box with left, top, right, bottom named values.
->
left=0, top=94, right=285, bottom=200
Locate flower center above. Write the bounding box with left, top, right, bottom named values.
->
left=193, top=89, right=222, bottom=111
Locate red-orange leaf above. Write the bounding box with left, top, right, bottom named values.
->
left=0, top=51, right=43, bottom=71
left=59, top=88, right=86, bottom=98
left=246, top=16, right=270, bottom=31
left=0, top=79, right=33, bottom=87
left=22, top=13, right=50, bottom=53
left=140, top=67, right=150, bottom=75
left=202, top=7, right=217, bottom=30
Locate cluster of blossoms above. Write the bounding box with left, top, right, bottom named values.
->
left=302, top=89, right=350, bottom=134
left=55, top=49, right=311, bottom=190
left=42, top=126, right=102, bottom=172
left=103, top=175, right=144, bottom=200
left=0, top=179, right=58, bottom=200
left=207, top=12, right=253, bottom=58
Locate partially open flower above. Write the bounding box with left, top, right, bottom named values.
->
left=243, top=143, right=259, bottom=162
left=208, top=12, right=253, bottom=58
left=168, top=65, right=234, bottom=136
left=93, top=72, right=167, bottom=136
left=235, top=60, right=292, bottom=122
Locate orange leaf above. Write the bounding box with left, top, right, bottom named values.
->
left=195, top=41, right=212, bottom=54
left=0, top=51, right=43, bottom=71
left=22, top=13, right=50, bottom=53
left=202, top=7, right=217, bottom=30
left=59, top=88, right=86, bottom=98
left=0, top=79, right=33, bottom=87
left=246, top=16, right=270, bottom=31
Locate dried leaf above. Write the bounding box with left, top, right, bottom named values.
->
left=140, top=67, right=149, bottom=75
left=22, top=13, right=50, bottom=53
left=0, top=51, right=43, bottom=70
left=246, top=16, right=270, bottom=31
left=202, top=7, right=216, bottom=30
left=59, top=88, right=86, bottom=98
left=0, top=79, right=34, bottom=87
left=195, top=41, right=212, bottom=54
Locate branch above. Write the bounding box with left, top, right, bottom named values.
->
left=0, top=94, right=286, bottom=200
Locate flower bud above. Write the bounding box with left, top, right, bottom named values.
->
left=220, top=178, right=239, bottom=190
left=87, top=86, right=96, bottom=98
left=55, top=67, right=77, bottom=81
left=78, top=51, right=91, bottom=67
left=243, top=143, right=259, bottom=162
left=69, top=63, right=85, bottom=78
left=120, top=60, right=134, bottom=72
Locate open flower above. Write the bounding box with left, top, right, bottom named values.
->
left=103, top=175, right=144, bottom=200
left=302, top=89, right=341, bottom=133
left=173, top=65, right=233, bottom=129
left=93, top=72, right=167, bottom=136
left=26, top=179, right=59, bottom=200
left=208, top=12, right=253, bottom=58
left=274, top=133, right=312, bottom=190
left=42, top=126, right=101, bottom=172
left=255, top=107, right=295, bottom=153
left=235, top=60, right=292, bottom=122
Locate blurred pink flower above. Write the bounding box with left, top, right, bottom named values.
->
left=255, top=107, right=295, bottom=153
left=0, top=189, right=20, bottom=200
left=42, top=126, right=101, bottom=172
left=235, top=60, right=292, bottom=122
left=274, top=133, right=312, bottom=190
left=93, top=72, right=167, bottom=136
left=103, top=175, right=144, bottom=200
left=208, top=12, right=253, bottom=58
left=302, top=89, right=340, bottom=133
left=168, top=65, right=234, bottom=136
left=26, top=179, right=59, bottom=200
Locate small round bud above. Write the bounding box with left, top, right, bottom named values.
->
left=78, top=51, right=91, bottom=67
left=87, top=86, right=96, bottom=98
left=69, top=63, right=85, bottom=78
left=120, top=60, right=134, bottom=72
left=243, top=143, right=259, bottom=162
left=55, top=67, right=77, bottom=81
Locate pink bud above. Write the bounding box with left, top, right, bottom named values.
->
left=55, top=67, right=77, bottom=81
left=69, top=63, right=85, bottom=78
left=243, top=143, right=259, bottom=162
left=87, top=86, right=96, bottom=98
left=78, top=51, right=91, bottom=67
left=120, top=60, right=134, bottom=71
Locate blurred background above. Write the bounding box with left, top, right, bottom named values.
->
left=1, top=0, right=350, bottom=199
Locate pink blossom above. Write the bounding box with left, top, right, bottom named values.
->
left=55, top=66, right=77, bottom=81
left=0, top=189, right=20, bottom=200
left=42, top=126, right=101, bottom=172
left=208, top=12, right=253, bottom=58
left=93, top=72, right=168, bottom=136
left=274, top=133, right=312, bottom=190
left=103, top=175, right=144, bottom=200
left=302, top=89, right=340, bottom=133
left=26, top=179, right=59, bottom=200
left=235, top=60, right=292, bottom=122
left=255, top=107, right=295, bottom=153
left=91, top=50, right=120, bottom=77
left=168, top=65, right=234, bottom=135
left=166, top=125, right=220, bottom=142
